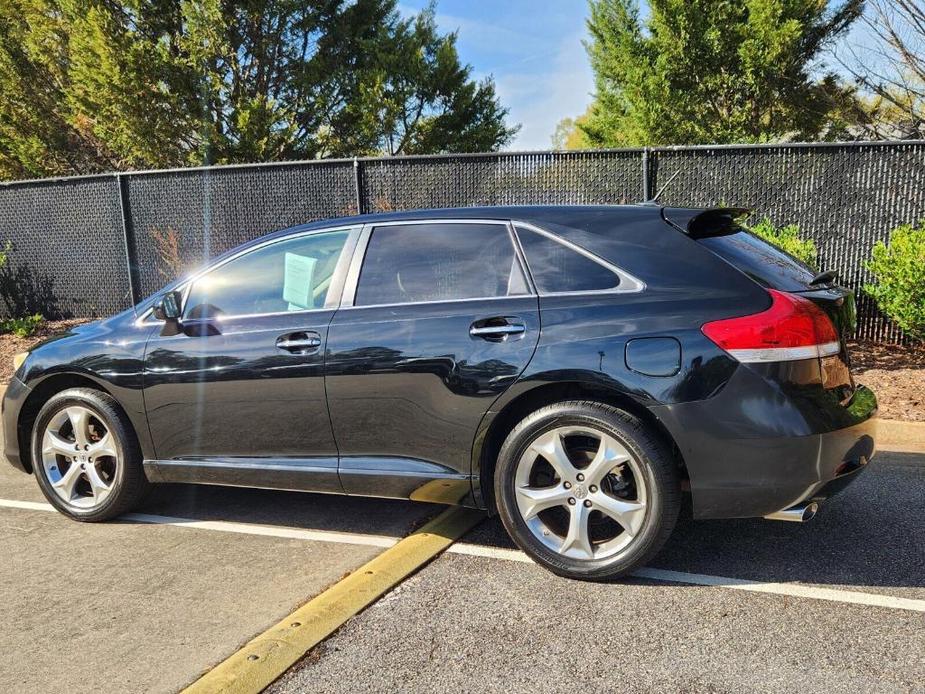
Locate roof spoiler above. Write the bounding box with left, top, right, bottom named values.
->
left=662, top=207, right=751, bottom=239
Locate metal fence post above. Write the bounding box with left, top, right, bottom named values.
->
left=116, top=173, right=141, bottom=308
left=641, top=147, right=650, bottom=200
left=353, top=158, right=366, bottom=215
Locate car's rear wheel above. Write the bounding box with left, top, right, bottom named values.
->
left=494, top=400, right=680, bottom=580
left=31, top=388, right=149, bottom=522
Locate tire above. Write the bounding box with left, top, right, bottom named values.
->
left=494, top=400, right=680, bottom=580
left=31, top=388, right=149, bottom=522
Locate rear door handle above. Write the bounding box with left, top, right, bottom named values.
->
left=470, top=317, right=526, bottom=341
left=276, top=331, right=322, bottom=353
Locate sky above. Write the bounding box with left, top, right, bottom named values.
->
left=397, top=1, right=595, bottom=151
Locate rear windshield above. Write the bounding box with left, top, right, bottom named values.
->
left=698, top=231, right=816, bottom=291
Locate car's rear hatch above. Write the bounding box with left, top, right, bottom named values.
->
left=663, top=207, right=857, bottom=395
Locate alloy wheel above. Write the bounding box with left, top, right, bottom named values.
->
left=514, top=425, right=648, bottom=561
left=41, top=405, right=119, bottom=509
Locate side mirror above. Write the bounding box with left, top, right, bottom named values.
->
left=152, top=290, right=183, bottom=335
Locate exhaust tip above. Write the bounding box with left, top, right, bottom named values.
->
left=764, top=501, right=819, bottom=523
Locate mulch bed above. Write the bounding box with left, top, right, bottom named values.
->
left=0, top=321, right=921, bottom=421
left=0, top=319, right=91, bottom=385
left=848, top=340, right=925, bottom=422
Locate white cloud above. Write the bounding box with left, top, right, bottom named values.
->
left=495, top=30, right=595, bottom=150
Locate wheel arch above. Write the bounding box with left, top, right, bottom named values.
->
left=16, top=373, right=115, bottom=474
left=473, top=380, right=687, bottom=513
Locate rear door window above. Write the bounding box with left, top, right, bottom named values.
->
left=515, top=225, right=622, bottom=294
left=354, top=222, right=528, bottom=306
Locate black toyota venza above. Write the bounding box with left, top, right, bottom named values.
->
left=3, top=205, right=877, bottom=579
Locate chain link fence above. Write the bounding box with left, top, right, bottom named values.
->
left=1, top=142, right=922, bottom=342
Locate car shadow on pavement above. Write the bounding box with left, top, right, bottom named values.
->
left=462, top=453, right=925, bottom=591
left=133, top=453, right=922, bottom=591
left=138, top=483, right=442, bottom=538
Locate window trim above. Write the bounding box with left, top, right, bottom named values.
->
left=513, top=222, right=646, bottom=297
left=339, top=219, right=536, bottom=309
left=138, top=225, right=361, bottom=325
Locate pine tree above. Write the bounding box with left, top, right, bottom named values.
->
left=581, top=0, right=863, bottom=146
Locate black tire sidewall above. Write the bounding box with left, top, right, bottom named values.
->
left=31, top=389, right=138, bottom=521
left=494, top=402, right=679, bottom=580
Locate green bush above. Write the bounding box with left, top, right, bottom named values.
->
left=748, top=218, right=818, bottom=268
left=0, top=313, right=44, bottom=338
left=865, top=222, right=925, bottom=340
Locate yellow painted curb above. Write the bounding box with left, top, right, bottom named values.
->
left=182, top=506, right=485, bottom=694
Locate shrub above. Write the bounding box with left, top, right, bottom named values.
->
left=865, top=222, right=925, bottom=340
left=748, top=218, right=818, bottom=268
left=0, top=313, right=43, bottom=338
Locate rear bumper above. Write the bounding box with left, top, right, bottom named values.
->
left=651, top=364, right=877, bottom=519
left=2, top=376, right=31, bottom=473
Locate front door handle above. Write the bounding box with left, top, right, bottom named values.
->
left=470, top=317, right=526, bottom=341
left=276, top=331, right=322, bottom=353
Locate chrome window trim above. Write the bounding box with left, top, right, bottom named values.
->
left=137, top=224, right=361, bottom=325
left=340, top=218, right=533, bottom=309
left=513, top=221, right=646, bottom=296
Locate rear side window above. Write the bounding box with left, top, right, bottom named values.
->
left=354, top=223, right=528, bottom=306
left=516, top=225, right=621, bottom=294
left=698, top=231, right=815, bottom=291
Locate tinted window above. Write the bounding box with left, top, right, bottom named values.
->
left=698, top=231, right=815, bottom=291
left=184, top=231, right=350, bottom=318
left=516, top=226, right=620, bottom=293
left=355, top=223, right=527, bottom=306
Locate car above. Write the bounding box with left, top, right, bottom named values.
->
left=2, top=205, right=877, bottom=580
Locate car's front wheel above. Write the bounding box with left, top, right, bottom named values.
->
left=31, top=388, right=149, bottom=522
left=494, top=401, right=680, bottom=580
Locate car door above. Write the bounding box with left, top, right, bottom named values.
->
left=143, top=226, right=359, bottom=492
left=324, top=219, right=540, bottom=503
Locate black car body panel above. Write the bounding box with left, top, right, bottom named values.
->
left=2, top=205, right=877, bottom=519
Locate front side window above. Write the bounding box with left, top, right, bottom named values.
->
left=354, top=223, right=528, bottom=306
left=184, top=230, right=350, bottom=318
left=515, top=225, right=622, bottom=294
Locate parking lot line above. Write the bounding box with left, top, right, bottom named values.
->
left=448, top=543, right=925, bottom=613
left=3, top=497, right=923, bottom=614
left=182, top=506, right=484, bottom=694
left=0, top=498, right=400, bottom=548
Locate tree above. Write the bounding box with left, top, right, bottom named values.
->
left=837, top=0, right=925, bottom=140
left=552, top=111, right=593, bottom=150
left=0, top=0, right=517, bottom=180
left=580, top=0, right=864, bottom=147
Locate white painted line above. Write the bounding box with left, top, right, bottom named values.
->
left=122, top=512, right=400, bottom=548
left=0, top=498, right=399, bottom=548
left=0, top=499, right=51, bottom=512
left=632, top=567, right=925, bottom=613
left=3, top=498, right=923, bottom=613
left=449, top=542, right=925, bottom=614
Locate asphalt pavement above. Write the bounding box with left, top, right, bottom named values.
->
left=1, top=420, right=922, bottom=693
left=269, top=452, right=925, bottom=694
left=0, top=457, right=438, bottom=693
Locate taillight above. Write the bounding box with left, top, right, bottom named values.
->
left=702, top=289, right=840, bottom=363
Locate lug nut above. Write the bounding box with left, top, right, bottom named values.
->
left=568, top=497, right=576, bottom=505
left=563, top=481, right=572, bottom=489
left=589, top=485, right=598, bottom=493
left=583, top=500, right=592, bottom=508
left=576, top=473, right=585, bottom=482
